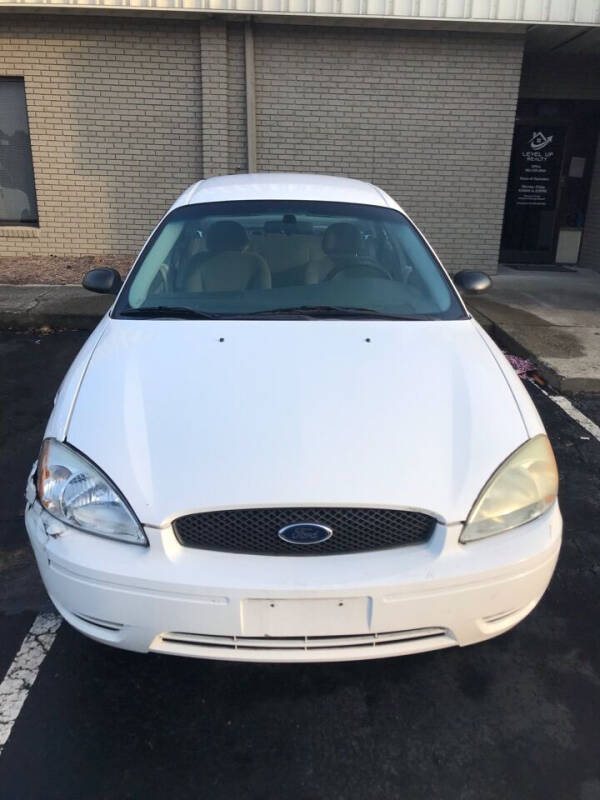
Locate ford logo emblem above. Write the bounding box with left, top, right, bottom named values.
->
left=278, top=522, right=333, bottom=545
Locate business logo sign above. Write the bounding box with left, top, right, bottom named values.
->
left=528, top=131, right=554, bottom=151
left=506, top=126, right=565, bottom=210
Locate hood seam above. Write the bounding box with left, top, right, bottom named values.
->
left=472, top=321, right=531, bottom=438
left=62, top=319, right=109, bottom=442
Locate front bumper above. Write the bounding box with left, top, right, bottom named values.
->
left=25, top=494, right=562, bottom=663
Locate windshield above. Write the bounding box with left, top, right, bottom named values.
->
left=113, top=201, right=465, bottom=320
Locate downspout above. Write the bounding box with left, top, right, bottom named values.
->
left=244, top=20, right=258, bottom=173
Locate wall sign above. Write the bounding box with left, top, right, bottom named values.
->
left=506, top=126, right=565, bottom=210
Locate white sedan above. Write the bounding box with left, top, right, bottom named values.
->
left=25, top=173, right=561, bottom=662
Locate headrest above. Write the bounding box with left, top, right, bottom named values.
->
left=264, top=219, right=314, bottom=236
left=206, top=220, right=248, bottom=253
left=264, top=220, right=284, bottom=234
left=291, top=221, right=313, bottom=234
left=322, top=222, right=361, bottom=257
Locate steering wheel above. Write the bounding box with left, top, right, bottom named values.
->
left=326, top=259, right=393, bottom=282
left=148, top=263, right=169, bottom=295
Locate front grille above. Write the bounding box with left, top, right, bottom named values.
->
left=160, top=627, right=449, bottom=652
left=173, top=507, right=436, bottom=556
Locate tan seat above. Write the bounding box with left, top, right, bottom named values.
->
left=252, top=234, right=310, bottom=276
left=250, top=221, right=322, bottom=287
left=185, top=221, right=271, bottom=293
left=305, top=222, right=362, bottom=284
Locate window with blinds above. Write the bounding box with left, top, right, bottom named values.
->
left=0, top=78, right=38, bottom=225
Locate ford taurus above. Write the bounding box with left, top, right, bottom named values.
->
left=25, top=173, right=561, bottom=662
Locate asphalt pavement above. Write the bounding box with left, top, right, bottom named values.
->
left=469, top=267, right=600, bottom=394
left=1, top=329, right=600, bottom=800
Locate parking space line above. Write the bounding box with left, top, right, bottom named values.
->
left=0, top=612, right=62, bottom=755
left=548, top=396, right=600, bottom=442
left=529, top=381, right=600, bottom=443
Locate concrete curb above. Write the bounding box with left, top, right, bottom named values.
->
left=0, top=310, right=106, bottom=331
left=468, top=298, right=600, bottom=395
left=484, top=320, right=567, bottom=391
left=0, top=285, right=111, bottom=331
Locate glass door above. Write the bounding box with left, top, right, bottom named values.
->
left=500, top=100, right=599, bottom=265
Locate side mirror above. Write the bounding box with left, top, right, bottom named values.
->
left=453, top=270, right=491, bottom=293
left=82, top=268, right=122, bottom=295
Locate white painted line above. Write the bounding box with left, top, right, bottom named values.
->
left=530, top=380, right=600, bottom=443
left=549, top=395, right=600, bottom=442
left=0, top=612, right=62, bottom=755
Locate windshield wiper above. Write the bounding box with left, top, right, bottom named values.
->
left=118, top=305, right=437, bottom=321
left=118, top=306, right=221, bottom=319
left=234, top=306, right=435, bottom=320
left=118, top=306, right=315, bottom=321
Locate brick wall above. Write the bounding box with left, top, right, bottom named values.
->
left=254, top=25, right=524, bottom=273
left=227, top=23, right=248, bottom=174
left=200, top=21, right=228, bottom=178
left=0, top=15, right=204, bottom=260
left=0, top=15, right=525, bottom=277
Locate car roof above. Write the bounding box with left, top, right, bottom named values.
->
left=171, top=173, right=403, bottom=212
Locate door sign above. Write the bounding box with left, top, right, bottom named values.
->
left=507, top=126, right=565, bottom=210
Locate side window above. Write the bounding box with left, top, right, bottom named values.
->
left=0, top=78, right=38, bottom=225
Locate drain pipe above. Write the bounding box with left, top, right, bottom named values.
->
left=244, top=20, right=257, bottom=173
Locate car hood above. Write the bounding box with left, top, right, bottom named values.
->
left=66, top=318, right=528, bottom=527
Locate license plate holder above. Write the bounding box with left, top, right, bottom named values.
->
left=241, top=597, right=370, bottom=637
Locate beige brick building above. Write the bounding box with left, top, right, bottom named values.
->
left=0, top=7, right=598, bottom=279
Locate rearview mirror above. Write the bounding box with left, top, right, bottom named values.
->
left=82, top=268, right=122, bottom=295
left=453, top=270, right=491, bottom=293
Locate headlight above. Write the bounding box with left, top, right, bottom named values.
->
left=36, top=438, right=147, bottom=545
left=460, top=434, right=558, bottom=543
